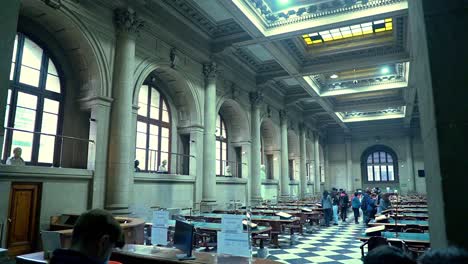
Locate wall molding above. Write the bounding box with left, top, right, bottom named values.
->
left=0, top=165, right=93, bottom=180
left=134, top=173, right=196, bottom=184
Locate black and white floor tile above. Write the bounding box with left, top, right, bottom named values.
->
left=254, top=215, right=366, bottom=264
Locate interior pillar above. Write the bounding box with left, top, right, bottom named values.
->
left=299, top=124, right=307, bottom=199
left=0, top=0, right=20, bottom=153
left=314, top=132, right=321, bottom=194
left=249, top=91, right=263, bottom=205
left=345, top=135, right=353, bottom=192
left=201, top=62, right=218, bottom=211
left=279, top=110, right=290, bottom=198
left=405, top=133, right=416, bottom=193
left=106, top=8, right=143, bottom=213
left=408, top=0, right=468, bottom=249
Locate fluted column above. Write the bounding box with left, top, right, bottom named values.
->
left=405, top=134, right=416, bottom=192
left=279, top=110, right=290, bottom=198
left=106, top=8, right=143, bottom=212
left=345, top=135, right=353, bottom=192
left=0, top=0, right=20, bottom=151
left=299, top=124, right=307, bottom=199
left=313, top=132, right=320, bottom=194
left=201, top=62, right=218, bottom=208
left=250, top=91, right=263, bottom=204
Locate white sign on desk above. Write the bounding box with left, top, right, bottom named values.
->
left=221, top=214, right=244, bottom=234
left=217, top=231, right=250, bottom=257
left=151, top=210, right=169, bottom=246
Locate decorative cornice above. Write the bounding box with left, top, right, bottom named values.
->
left=114, top=8, right=144, bottom=35
left=232, top=47, right=283, bottom=73
left=161, top=0, right=245, bottom=38
left=279, top=109, right=288, bottom=122
left=203, top=62, right=218, bottom=79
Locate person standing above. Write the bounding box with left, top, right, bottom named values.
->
left=366, top=193, right=378, bottom=225
left=352, top=192, right=361, bottom=224
left=331, top=188, right=340, bottom=225
left=339, top=190, right=349, bottom=222
left=321, top=190, right=333, bottom=227
left=361, top=189, right=371, bottom=225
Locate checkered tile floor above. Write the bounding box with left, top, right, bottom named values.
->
left=254, top=213, right=365, bottom=264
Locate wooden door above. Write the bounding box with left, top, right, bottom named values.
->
left=7, top=183, right=41, bottom=256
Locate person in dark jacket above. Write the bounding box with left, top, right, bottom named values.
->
left=321, top=190, right=333, bottom=227
left=50, top=209, right=124, bottom=264
left=339, top=190, right=349, bottom=222
left=351, top=192, right=361, bottom=224
left=361, top=189, right=371, bottom=224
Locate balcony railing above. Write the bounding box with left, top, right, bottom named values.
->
left=137, top=148, right=196, bottom=175
left=2, top=126, right=94, bottom=169
left=216, top=159, right=247, bottom=178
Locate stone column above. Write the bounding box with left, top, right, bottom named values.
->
left=106, top=8, right=143, bottom=212
left=81, top=96, right=113, bottom=209
left=279, top=110, right=290, bottom=198
left=299, top=124, right=307, bottom=199
left=405, top=134, right=416, bottom=192
left=249, top=91, right=263, bottom=204
left=408, top=0, right=468, bottom=248
left=201, top=62, right=218, bottom=210
left=0, top=0, right=20, bottom=151
left=345, top=135, right=353, bottom=192
left=314, top=132, right=321, bottom=194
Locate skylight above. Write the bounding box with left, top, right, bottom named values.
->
left=302, top=18, right=393, bottom=45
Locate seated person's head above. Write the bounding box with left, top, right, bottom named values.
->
left=354, top=192, right=359, bottom=197
left=71, top=209, right=124, bottom=262
left=418, top=247, right=468, bottom=264
left=13, top=147, right=22, bottom=158
left=364, top=245, right=415, bottom=264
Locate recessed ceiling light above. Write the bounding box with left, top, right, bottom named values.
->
left=330, top=74, right=338, bottom=79
left=381, top=67, right=390, bottom=74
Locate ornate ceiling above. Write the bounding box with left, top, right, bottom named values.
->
left=156, top=0, right=416, bottom=131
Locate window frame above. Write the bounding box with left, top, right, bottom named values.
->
left=361, top=145, right=399, bottom=183
left=136, top=82, right=172, bottom=172
left=2, top=32, right=65, bottom=166
left=216, top=113, right=228, bottom=176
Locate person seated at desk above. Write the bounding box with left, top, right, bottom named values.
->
left=364, top=245, right=415, bottom=264
left=6, top=147, right=25, bottom=166
left=157, top=160, right=168, bottom=173
left=50, top=209, right=124, bottom=264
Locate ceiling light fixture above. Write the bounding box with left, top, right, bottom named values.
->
left=330, top=74, right=338, bottom=79
left=381, top=66, right=390, bottom=74
left=278, top=0, right=290, bottom=4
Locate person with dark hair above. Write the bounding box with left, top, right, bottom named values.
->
left=321, top=190, right=333, bottom=227
left=351, top=192, right=361, bottom=224
left=418, top=247, right=468, bottom=264
left=134, top=160, right=141, bottom=172
left=361, top=189, right=371, bottom=224
left=366, top=192, right=378, bottom=225
left=378, top=193, right=391, bottom=213
left=363, top=245, right=415, bottom=264
left=51, top=209, right=124, bottom=264
left=331, top=188, right=340, bottom=225
left=339, top=190, right=349, bottom=222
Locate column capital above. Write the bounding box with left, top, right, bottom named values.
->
left=279, top=109, right=288, bottom=123
left=249, top=91, right=263, bottom=107
left=114, top=8, right=144, bottom=35
left=203, top=62, right=218, bottom=80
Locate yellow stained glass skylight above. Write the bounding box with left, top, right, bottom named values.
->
left=302, top=18, right=393, bottom=46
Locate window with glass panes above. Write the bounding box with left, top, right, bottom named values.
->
left=364, top=149, right=397, bottom=182
left=216, top=114, right=228, bottom=176
left=136, top=84, right=171, bottom=172
left=2, top=33, right=63, bottom=165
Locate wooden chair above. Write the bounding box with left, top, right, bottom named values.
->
left=360, top=236, right=390, bottom=258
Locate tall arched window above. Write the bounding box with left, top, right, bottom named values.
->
left=216, top=114, right=227, bottom=176
left=2, top=33, right=64, bottom=165
left=136, top=83, right=171, bottom=172
left=361, top=145, right=398, bottom=183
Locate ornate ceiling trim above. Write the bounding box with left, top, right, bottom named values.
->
left=162, top=0, right=245, bottom=38
left=232, top=0, right=408, bottom=36
left=232, top=47, right=284, bottom=73
left=337, top=105, right=406, bottom=122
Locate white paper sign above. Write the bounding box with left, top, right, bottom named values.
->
left=217, top=231, right=250, bottom=257
left=152, top=210, right=169, bottom=228
left=221, top=214, right=244, bottom=234
left=151, top=227, right=168, bottom=246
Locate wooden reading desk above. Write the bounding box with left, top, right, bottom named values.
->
left=358, top=232, right=430, bottom=247
left=16, top=245, right=283, bottom=264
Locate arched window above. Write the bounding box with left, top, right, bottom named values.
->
left=136, top=83, right=171, bottom=172
left=361, top=145, right=399, bottom=183
left=2, top=33, right=64, bottom=165
left=216, top=114, right=227, bottom=176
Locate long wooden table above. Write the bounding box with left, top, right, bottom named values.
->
left=383, top=208, right=428, bottom=213
left=368, top=220, right=429, bottom=229
left=183, top=213, right=301, bottom=224
left=148, top=220, right=272, bottom=234
left=377, top=213, right=429, bottom=220
left=16, top=245, right=283, bottom=264
left=358, top=232, right=430, bottom=246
